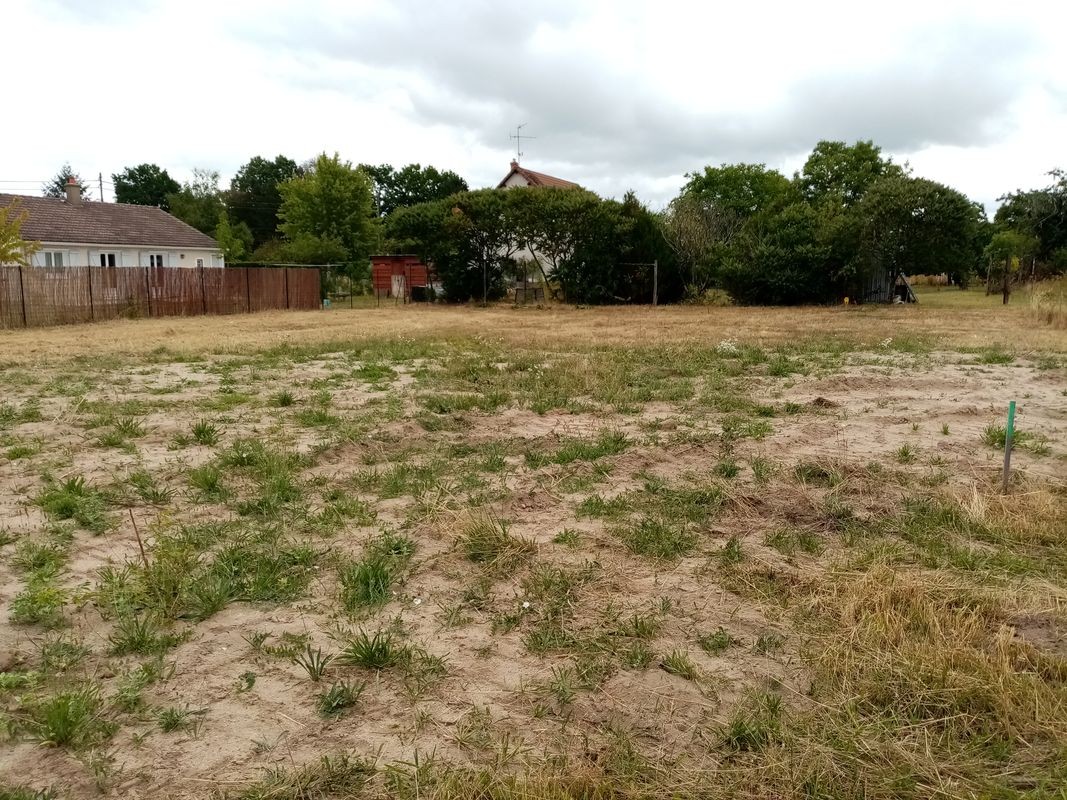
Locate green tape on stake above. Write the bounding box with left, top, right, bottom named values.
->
left=1002, top=400, right=1016, bottom=493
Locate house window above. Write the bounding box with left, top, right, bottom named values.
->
left=149, top=254, right=165, bottom=268
left=99, top=253, right=117, bottom=267
left=195, top=258, right=205, bottom=268
left=43, top=251, right=64, bottom=267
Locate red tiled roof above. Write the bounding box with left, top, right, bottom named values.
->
left=496, top=161, right=579, bottom=189
left=0, top=193, right=218, bottom=249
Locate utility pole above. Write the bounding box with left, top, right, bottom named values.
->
left=652, top=259, right=658, bottom=307
left=98, top=172, right=104, bottom=202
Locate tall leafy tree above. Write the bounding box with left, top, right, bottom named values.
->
left=278, top=153, right=377, bottom=268
left=360, top=163, right=469, bottom=217
left=228, top=155, right=301, bottom=246
left=849, top=175, right=980, bottom=291
left=42, top=163, right=85, bottom=199
left=112, top=164, right=180, bottom=209
left=797, top=140, right=904, bottom=208
left=681, top=163, right=797, bottom=221
left=995, top=169, right=1067, bottom=269
left=167, top=169, right=225, bottom=234
left=0, top=200, right=40, bottom=265
left=213, top=212, right=254, bottom=261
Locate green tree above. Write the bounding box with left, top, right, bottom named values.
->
left=0, top=200, right=40, bottom=265
left=360, top=163, right=469, bottom=217
left=213, top=212, right=254, bottom=262
left=167, top=169, right=225, bottom=234
left=112, top=164, right=180, bottom=209
left=681, top=163, right=796, bottom=221
left=278, top=153, right=377, bottom=271
left=228, top=155, right=301, bottom=247
left=995, top=169, right=1067, bottom=270
left=984, top=230, right=1038, bottom=304
left=849, top=175, right=980, bottom=294
left=797, top=140, right=904, bottom=208
left=42, top=163, right=85, bottom=199
left=719, top=204, right=834, bottom=304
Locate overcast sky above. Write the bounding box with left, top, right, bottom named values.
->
left=4, top=0, right=1065, bottom=212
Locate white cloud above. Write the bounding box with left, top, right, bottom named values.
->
left=3, top=0, right=1065, bottom=210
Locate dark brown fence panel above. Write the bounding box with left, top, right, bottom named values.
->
left=0, top=267, right=25, bottom=329
left=148, top=266, right=205, bottom=317
left=247, top=268, right=287, bottom=312
left=90, top=266, right=149, bottom=320
left=22, top=266, right=93, bottom=327
left=287, top=268, right=320, bottom=310
left=0, top=265, right=318, bottom=328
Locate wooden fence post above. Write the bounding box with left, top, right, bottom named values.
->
left=199, top=265, right=207, bottom=314
left=284, top=267, right=291, bottom=309
left=17, top=265, right=27, bottom=327
left=245, top=268, right=251, bottom=313
left=144, top=267, right=153, bottom=317
left=87, top=267, right=95, bottom=321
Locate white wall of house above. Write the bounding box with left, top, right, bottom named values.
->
left=501, top=173, right=532, bottom=188
left=25, top=244, right=224, bottom=269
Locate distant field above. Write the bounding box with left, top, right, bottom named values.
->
left=1, top=304, right=1065, bottom=799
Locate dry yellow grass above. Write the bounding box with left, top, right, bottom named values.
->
left=2, top=299, right=1065, bottom=364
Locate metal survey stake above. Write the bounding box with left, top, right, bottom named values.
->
left=1001, top=400, right=1016, bottom=493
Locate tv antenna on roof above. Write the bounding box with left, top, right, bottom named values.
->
left=510, top=123, right=536, bottom=163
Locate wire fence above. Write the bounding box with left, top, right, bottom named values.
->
left=0, top=265, right=320, bottom=329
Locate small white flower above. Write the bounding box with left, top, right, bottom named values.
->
left=413, top=597, right=423, bottom=606
left=881, top=337, right=893, bottom=347
left=521, top=601, right=531, bottom=610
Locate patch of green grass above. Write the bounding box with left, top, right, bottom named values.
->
left=660, top=649, right=700, bottom=681
left=293, top=646, right=334, bottom=682
left=754, top=630, right=785, bottom=655
left=552, top=528, right=582, bottom=548
left=765, top=527, right=824, bottom=557
left=187, top=464, right=229, bottom=501
left=36, top=476, right=112, bottom=534
left=525, top=430, right=629, bottom=469
left=317, top=680, right=365, bottom=716
left=5, top=442, right=40, bottom=460
left=18, top=684, right=116, bottom=748
left=720, top=691, right=783, bottom=752
left=697, top=627, right=736, bottom=656
left=126, top=469, right=175, bottom=505
left=157, top=705, right=203, bottom=734
left=12, top=539, right=68, bottom=575
left=339, top=531, right=415, bottom=614
left=108, top=614, right=185, bottom=655
left=191, top=420, right=221, bottom=446
left=616, top=516, right=697, bottom=560
left=895, top=444, right=917, bottom=464
left=39, top=634, right=89, bottom=673
left=794, top=460, right=842, bottom=487
left=10, top=580, right=68, bottom=627
left=719, top=535, right=744, bottom=566
left=459, top=515, right=534, bottom=571
left=981, top=423, right=1051, bottom=456
left=976, top=347, right=1015, bottom=365
left=270, top=389, right=296, bottom=408
left=337, top=629, right=403, bottom=670
left=224, top=753, right=374, bottom=800
left=715, top=459, right=740, bottom=479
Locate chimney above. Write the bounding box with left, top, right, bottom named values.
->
left=64, top=176, right=81, bottom=204
left=510, top=159, right=519, bottom=170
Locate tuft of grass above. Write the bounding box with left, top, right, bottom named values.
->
left=459, top=515, right=534, bottom=571
left=20, top=684, right=115, bottom=748
left=719, top=535, right=744, bottom=566
left=895, top=444, right=917, bottom=464
left=720, top=691, right=784, bottom=752
left=157, top=705, right=203, bottom=734
left=337, top=629, right=402, bottom=670
left=10, top=581, right=68, bottom=627
left=317, top=680, right=365, bottom=716
left=552, top=528, right=582, bottom=548
left=293, top=646, right=334, bottom=682
left=108, top=615, right=185, bottom=655
left=617, top=516, right=697, bottom=560
left=126, top=469, right=175, bottom=505
left=114, top=416, right=147, bottom=438
left=525, top=430, right=630, bottom=469
left=270, top=389, right=296, bottom=408
left=225, top=753, right=374, bottom=800
left=191, top=420, right=221, bottom=446
left=794, top=460, right=842, bottom=487
left=36, top=477, right=111, bottom=534
left=698, top=627, right=735, bottom=655
left=187, top=464, right=229, bottom=501
left=660, top=649, right=700, bottom=681
left=981, top=423, right=1051, bottom=456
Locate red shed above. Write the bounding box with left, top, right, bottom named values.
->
left=370, top=254, right=435, bottom=301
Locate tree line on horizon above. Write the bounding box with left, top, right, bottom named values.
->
left=28, top=143, right=1067, bottom=305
